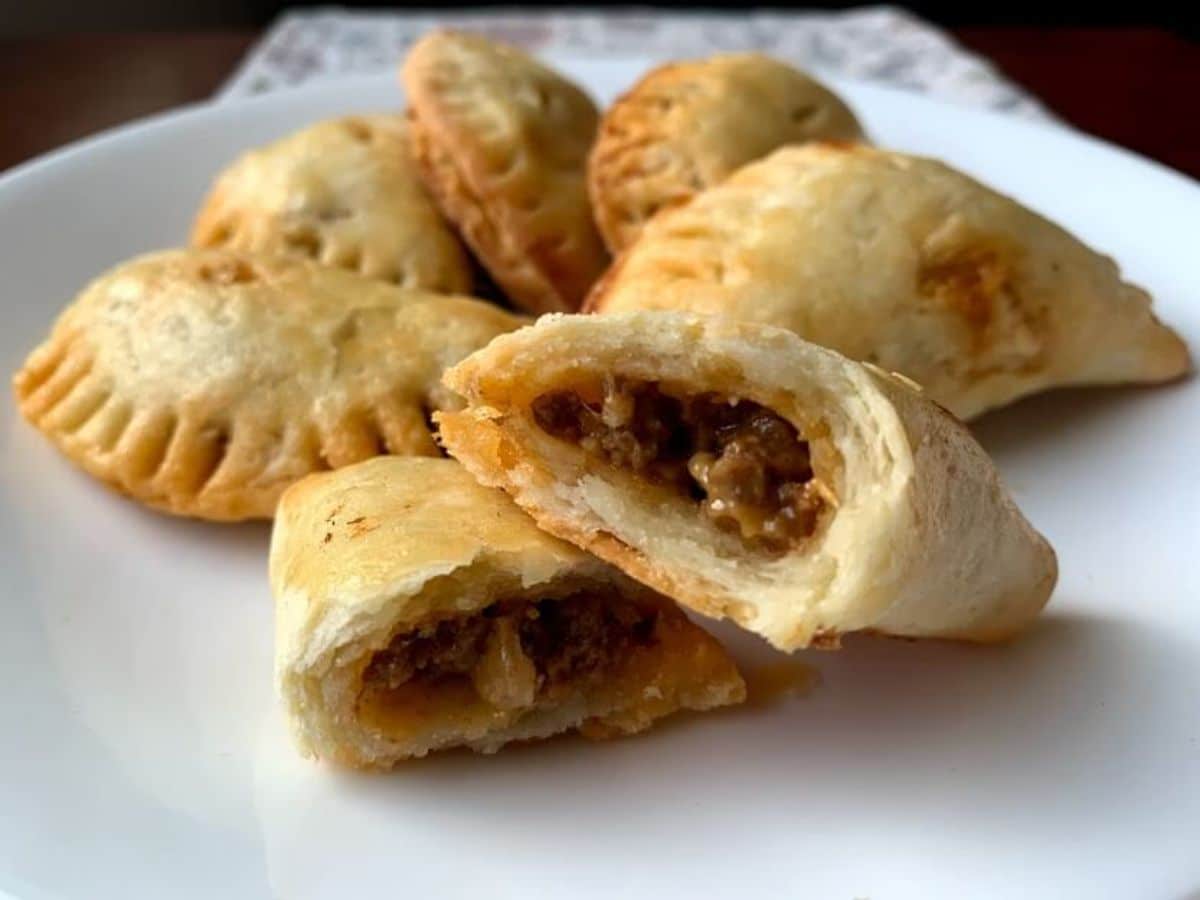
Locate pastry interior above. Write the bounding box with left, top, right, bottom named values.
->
left=353, top=572, right=720, bottom=748
left=528, top=377, right=837, bottom=557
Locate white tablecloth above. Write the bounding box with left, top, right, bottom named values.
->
left=220, top=6, right=1052, bottom=120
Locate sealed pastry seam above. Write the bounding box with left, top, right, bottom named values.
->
left=439, top=312, right=1058, bottom=651
left=406, top=109, right=564, bottom=312
left=12, top=248, right=522, bottom=520
left=402, top=31, right=609, bottom=314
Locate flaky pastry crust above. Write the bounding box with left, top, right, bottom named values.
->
left=271, top=457, right=744, bottom=766
left=588, top=53, right=864, bottom=252
left=439, top=312, right=1058, bottom=652
left=191, top=115, right=472, bottom=292
left=587, top=144, right=1190, bottom=420
left=13, top=249, right=521, bottom=520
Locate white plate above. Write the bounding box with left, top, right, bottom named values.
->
left=2, top=60, right=1198, bottom=900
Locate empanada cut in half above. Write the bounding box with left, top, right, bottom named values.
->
left=12, top=249, right=521, bottom=521
left=438, top=312, right=1058, bottom=652
left=587, top=144, right=1190, bottom=420
left=403, top=31, right=609, bottom=314
left=271, top=456, right=744, bottom=766
left=191, top=115, right=473, bottom=293
left=589, top=53, right=864, bottom=252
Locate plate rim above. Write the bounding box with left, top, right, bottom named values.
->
left=1, top=66, right=1197, bottom=207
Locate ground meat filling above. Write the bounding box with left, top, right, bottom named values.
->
left=362, top=592, right=658, bottom=711
left=532, top=380, right=827, bottom=555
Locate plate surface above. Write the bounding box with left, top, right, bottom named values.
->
left=1, top=60, right=1198, bottom=900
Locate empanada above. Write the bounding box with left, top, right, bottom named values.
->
left=589, top=53, right=864, bottom=252
left=271, top=456, right=744, bottom=766
left=12, top=249, right=521, bottom=521
left=191, top=115, right=473, bottom=293
left=587, top=144, right=1190, bottom=420
left=438, top=312, right=1058, bottom=652
left=402, top=31, right=608, bottom=314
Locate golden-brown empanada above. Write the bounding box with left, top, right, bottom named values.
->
left=271, top=456, right=744, bottom=766
left=587, top=144, right=1190, bottom=420
left=12, top=249, right=521, bottom=521
left=190, top=115, right=473, bottom=293
left=438, top=312, right=1058, bottom=652
left=402, top=31, right=608, bottom=314
left=589, top=53, right=864, bottom=252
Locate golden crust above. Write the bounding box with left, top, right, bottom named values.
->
left=587, top=144, right=1190, bottom=420
left=588, top=53, right=865, bottom=252
left=191, top=115, right=473, bottom=292
left=438, top=312, right=1058, bottom=652
left=402, top=31, right=609, bottom=314
left=270, top=456, right=745, bottom=766
left=12, top=249, right=521, bottom=521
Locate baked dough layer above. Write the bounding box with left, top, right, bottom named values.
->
left=589, top=53, right=864, bottom=252
left=191, top=115, right=473, bottom=292
left=271, top=456, right=744, bottom=766
left=587, top=144, right=1190, bottom=420
left=438, top=312, right=1058, bottom=652
left=12, top=249, right=521, bottom=520
left=403, top=31, right=609, bottom=314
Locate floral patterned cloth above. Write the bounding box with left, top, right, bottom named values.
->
left=220, top=6, right=1053, bottom=120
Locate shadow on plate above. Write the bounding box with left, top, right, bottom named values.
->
left=970, top=377, right=1191, bottom=462
left=293, top=607, right=1188, bottom=841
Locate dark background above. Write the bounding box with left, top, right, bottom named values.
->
left=1, top=1, right=1197, bottom=36
left=0, top=3, right=1196, bottom=176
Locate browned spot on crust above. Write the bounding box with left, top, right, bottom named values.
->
left=809, top=630, right=842, bottom=650
left=918, top=248, right=1011, bottom=336
left=282, top=225, right=322, bottom=258
left=197, top=257, right=257, bottom=285
left=343, top=118, right=373, bottom=143
left=347, top=515, right=379, bottom=538
left=812, top=139, right=860, bottom=152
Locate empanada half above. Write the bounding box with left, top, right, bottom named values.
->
left=271, top=456, right=744, bottom=766
left=191, top=115, right=473, bottom=293
left=12, top=249, right=521, bottom=521
left=589, top=53, right=864, bottom=252
left=587, top=144, right=1190, bottom=420
left=438, top=312, right=1058, bottom=652
left=402, top=31, right=608, bottom=314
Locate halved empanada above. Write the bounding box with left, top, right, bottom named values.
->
left=12, top=249, right=521, bottom=521
left=587, top=144, right=1190, bottom=420
left=438, top=312, right=1058, bottom=652
left=589, top=53, right=864, bottom=252
left=191, top=115, right=473, bottom=293
left=271, top=456, right=744, bottom=766
left=402, top=31, right=608, bottom=314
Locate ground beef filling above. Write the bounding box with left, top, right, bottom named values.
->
left=362, top=592, right=658, bottom=711
left=532, top=380, right=827, bottom=555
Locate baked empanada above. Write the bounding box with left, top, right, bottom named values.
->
left=438, top=312, right=1058, bottom=652
left=587, top=144, right=1190, bottom=420
left=402, top=31, right=608, bottom=314
left=271, top=456, right=744, bottom=766
left=191, top=115, right=472, bottom=293
left=589, top=53, right=864, bottom=252
left=12, top=249, right=521, bottom=521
